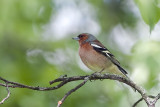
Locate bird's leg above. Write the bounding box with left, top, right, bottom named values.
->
left=89, top=68, right=105, bottom=82
left=99, top=68, right=105, bottom=73
left=89, top=73, right=96, bottom=82
left=98, top=68, right=105, bottom=81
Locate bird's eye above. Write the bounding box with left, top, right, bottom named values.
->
left=78, top=35, right=83, bottom=38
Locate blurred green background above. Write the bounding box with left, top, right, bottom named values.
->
left=1, top=0, right=160, bottom=107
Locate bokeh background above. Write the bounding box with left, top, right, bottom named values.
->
left=1, top=0, right=160, bottom=107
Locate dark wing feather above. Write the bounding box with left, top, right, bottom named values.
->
left=91, top=43, right=127, bottom=75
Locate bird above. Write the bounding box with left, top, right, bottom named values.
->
left=72, top=33, right=129, bottom=79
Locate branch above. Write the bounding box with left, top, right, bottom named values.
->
left=132, top=95, right=160, bottom=107
left=50, top=74, right=145, bottom=96
left=153, top=93, right=160, bottom=104
left=0, top=76, right=69, bottom=91
left=0, top=82, right=10, bottom=104
left=57, top=77, right=89, bottom=107
left=0, top=73, right=160, bottom=107
left=132, top=97, right=143, bottom=107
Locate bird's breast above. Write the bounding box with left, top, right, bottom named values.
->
left=79, top=44, right=111, bottom=72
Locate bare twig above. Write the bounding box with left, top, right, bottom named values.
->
left=0, top=82, right=10, bottom=104
left=1, top=74, right=160, bottom=107
left=50, top=75, right=87, bottom=85
left=153, top=93, right=160, bottom=104
left=0, top=77, right=70, bottom=91
left=132, top=97, right=143, bottom=107
left=57, top=77, right=89, bottom=107
left=133, top=95, right=160, bottom=107
left=146, top=94, right=160, bottom=107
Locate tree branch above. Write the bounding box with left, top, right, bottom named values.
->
left=0, top=76, right=69, bottom=91
left=0, top=82, right=10, bottom=104
left=0, top=73, right=160, bottom=106
left=57, top=77, right=89, bottom=107
left=132, top=95, right=160, bottom=107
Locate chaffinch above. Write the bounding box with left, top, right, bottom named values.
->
left=72, top=33, right=129, bottom=79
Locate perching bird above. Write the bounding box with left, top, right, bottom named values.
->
left=72, top=33, right=129, bottom=79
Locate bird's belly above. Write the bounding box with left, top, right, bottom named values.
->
left=84, top=58, right=123, bottom=76
left=80, top=51, right=111, bottom=72
left=85, top=61, right=102, bottom=72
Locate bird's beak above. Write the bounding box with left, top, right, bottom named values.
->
left=72, top=37, right=80, bottom=41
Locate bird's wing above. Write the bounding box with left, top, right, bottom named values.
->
left=90, top=42, right=127, bottom=75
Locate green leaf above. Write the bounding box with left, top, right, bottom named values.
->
left=135, top=0, right=160, bottom=32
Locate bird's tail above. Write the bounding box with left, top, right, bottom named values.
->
left=117, top=65, right=136, bottom=92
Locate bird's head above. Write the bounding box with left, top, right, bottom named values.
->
left=72, top=33, right=96, bottom=45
